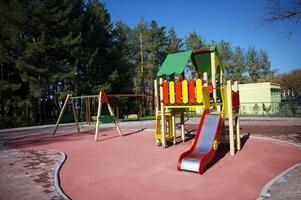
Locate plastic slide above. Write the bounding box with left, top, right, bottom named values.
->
left=177, top=109, right=223, bottom=174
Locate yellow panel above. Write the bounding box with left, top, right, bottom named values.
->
left=182, top=80, right=188, bottom=104
left=220, top=85, right=228, bottom=118
left=169, top=81, right=175, bottom=104
left=202, top=87, right=210, bottom=109
left=155, top=111, right=174, bottom=141
left=196, top=79, right=203, bottom=103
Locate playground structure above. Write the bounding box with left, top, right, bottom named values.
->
left=52, top=92, right=122, bottom=141
left=154, top=46, right=241, bottom=174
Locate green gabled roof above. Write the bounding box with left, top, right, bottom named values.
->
left=157, top=46, right=220, bottom=77
left=157, top=50, right=192, bottom=76
left=191, top=51, right=212, bottom=76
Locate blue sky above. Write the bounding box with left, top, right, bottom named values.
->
left=102, top=0, right=301, bottom=73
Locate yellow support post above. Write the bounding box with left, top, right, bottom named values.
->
left=172, top=114, right=176, bottom=145
left=180, top=111, right=185, bottom=142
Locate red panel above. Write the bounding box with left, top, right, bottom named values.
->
left=208, top=81, right=213, bottom=93
left=232, top=91, right=240, bottom=112
left=189, top=80, right=195, bottom=104
left=175, top=80, right=182, bottom=104
left=163, top=81, right=169, bottom=105
left=100, top=92, right=109, bottom=104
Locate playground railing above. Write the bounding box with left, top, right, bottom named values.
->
left=239, top=100, right=301, bottom=117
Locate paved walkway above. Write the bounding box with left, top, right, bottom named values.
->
left=0, top=147, right=63, bottom=200
left=261, top=164, right=301, bottom=200
left=0, top=124, right=93, bottom=200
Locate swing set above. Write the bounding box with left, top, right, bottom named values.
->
left=53, top=92, right=122, bottom=141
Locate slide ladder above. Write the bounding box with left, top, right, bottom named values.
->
left=177, top=109, right=223, bottom=174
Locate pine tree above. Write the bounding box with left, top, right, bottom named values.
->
left=130, top=18, right=148, bottom=94
left=185, top=31, right=206, bottom=50
left=246, top=46, right=261, bottom=82
left=230, top=46, right=246, bottom=82
left=166, top=26, right=182, bottom=53
left=0, top=0, right=27, bottom=127
left=28, top=0, right=82, bottom=122
left=258, top=50, right=274, bottom=79
left=215, top=40, right=233, bottom=80
left=78, top=0, right=114, bottom=95
left=145, top=20, right=167, bottom=111
left=111, top=21, right=133, bottom=93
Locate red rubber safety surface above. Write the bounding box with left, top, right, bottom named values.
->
left=8, top=129, right=301, bottom=200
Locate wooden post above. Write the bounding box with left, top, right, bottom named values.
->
left=86, top=98, right=91, bottom=124
left=180, top=111, right=185, bottom=142
left=88, top=99, right=90, bottom=124
left=71, top=99, right=80, bottom=133
left=95, top=92, right=102, bottom=141
left=85, top=99, right=88, bottom=123
left=116, top=106, right=119, bottom=119
left=154, top=79, right=159, bottom=113
left=53, top=94, right=71, bottom=135
left=159, top=78, right=166, bottom=148
left=211, top=52, right=216, bottom=102
left=203, top=72, right=208, bottom=86
left=172, top=114, right=176, bottom=145
left=139, top=100, right=143, bottom=120
left=107, top=103, right=122, bottom=136
left=233, top=81, right=241, bottom=151
left=227, top=80, right=235, bottom=156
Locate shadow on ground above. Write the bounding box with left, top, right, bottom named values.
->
left=6, top=128, right=144, bottom=148
left=206, top=133, right=250, bottom=172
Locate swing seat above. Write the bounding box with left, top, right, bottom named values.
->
left=99, top=115, right=116, bottom=123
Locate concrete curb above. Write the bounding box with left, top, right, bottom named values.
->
left=257, top=163, right=301, bottom=200
left=51, top=150, right=71, bottom=200
left=250, top=135, right=301, bottom=148
left=251, top=136, right=301, bottom=200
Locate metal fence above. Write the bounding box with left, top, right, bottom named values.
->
left=239, top=100, right=301, bottom=117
